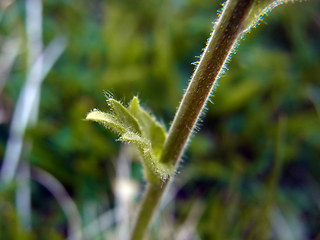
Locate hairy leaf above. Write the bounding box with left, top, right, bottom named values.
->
left=86, top=97, right=173, bottom=183
left=243, top=0, right=297, bottom=33
left=108, top=99, right=142, bottom=134
left=128, top=97, right=166, bottom=158
left=86, top=110, right=127, bottom=134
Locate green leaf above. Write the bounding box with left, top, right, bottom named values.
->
left=86, top=96, right=173, bottom=183
left=86, top=110, right=127, bottom=134
left=120, top=131, right=174, bottom=181
left=120, top=131, right=151, bottom=150
left=128, top=97, right=166, bottom=158
left=243, top=0, right=296, bottom=33
left=108, top=99, right=142, bottom=134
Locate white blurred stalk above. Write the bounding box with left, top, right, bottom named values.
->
left=0, top=0, right=14, bottom=21
left=0, top=17, right=66, bottom=183
left=0, top=0, right=66, bottom=232
left=15, top=160, right=32, bottom=229
left=15, top=0, right=42, bottom=230
left=69, top=208, right=120, bottom=240
left=31, top=167, right=82, bottom=240
left=306, top=86, right=320, bottom=119
left=272, top=207, right=307, bottom=240
left=0, top=37, right=20, bottom=95
left=114, top=146, right=137, bottom=240
left=1, top=0, right=42, bottom=184
left=69, top=146, right=138, bottom=240
left=175, top=201, right=204, bottom=240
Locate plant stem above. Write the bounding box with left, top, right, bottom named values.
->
left=160, top=0, right=255, bottom=165
left=129, top=0, right=255, bottom=239
left=130, top=182, right=168, bottom=240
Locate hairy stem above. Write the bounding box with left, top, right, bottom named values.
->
left=129, top=0, right=255, bottom=239
left=130, top=182, right=168, bottom=240
left=160, top=0, right=254, bottom=165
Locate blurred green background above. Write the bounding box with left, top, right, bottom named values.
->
left=0, top=0, right=320, bottom=239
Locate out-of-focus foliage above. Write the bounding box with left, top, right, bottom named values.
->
left=0, top=0, right=319, bottom=239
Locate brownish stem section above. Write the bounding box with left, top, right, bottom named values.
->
left=130, top=0, right=255, bottom=239
left=160, top=0, right=255, bottom=165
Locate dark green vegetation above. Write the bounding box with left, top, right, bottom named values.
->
left=1, top=0, right=320, bottom=239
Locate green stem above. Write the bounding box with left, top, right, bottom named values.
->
left=129, top=0, right=255, bottom=239
left=130, top=182, right=168, bottom=240
left=161, top=0, right=255, bottom=165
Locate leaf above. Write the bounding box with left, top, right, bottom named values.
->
left=128, top=97, right=166, bottom=158
left=86, top=96, right=173, bottom=183
left=242, top=0, right=296, bottom=33
left=120, top=131, right=151, bottom=150
left=86, top=110, right=127, bottom=134
left=108, top=99, right=142, bottom=134
left=120, top=131, right=174, bottom=181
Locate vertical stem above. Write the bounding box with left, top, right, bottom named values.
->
left=160, top=0, right=255, bottom=165
left=130, top=182, right=168, bottom=240
left=129, top=0, right=255, bottom=239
